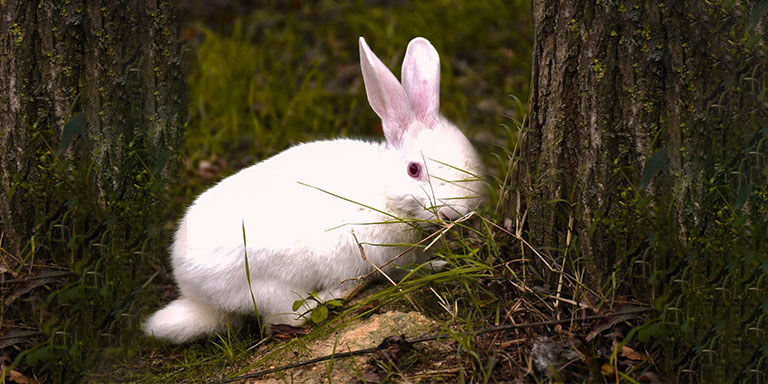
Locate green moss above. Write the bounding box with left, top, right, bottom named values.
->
left=639, top=23, right=652, bottom=53
left=642, top=101, right=654, bottom=113
left=601, top=6, right=767, bottom=381
left=568, top=18, right=578, bottom=32
left=591, top=58, right=605, bottom=82
left=11, top=22, right=23, bottom=46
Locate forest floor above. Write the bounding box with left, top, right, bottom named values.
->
left=0, top=1, right=663, bottom=383
left=103, top=2, right=662, bottom=383
left=4, top=2, right=764, bottom=383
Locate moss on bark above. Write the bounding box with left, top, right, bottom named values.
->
left=522, top=1, right=767, bottom=380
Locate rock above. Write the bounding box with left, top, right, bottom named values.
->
left=251, top=311, right=437, bottom=384
left=530, top=336, right=580, bottom=374
left=315, top=311, right=434, bottom=356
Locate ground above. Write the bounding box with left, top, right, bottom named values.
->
left=113, top=3, right=659, bottom=381
left=1, top=1, right=672, bottom=383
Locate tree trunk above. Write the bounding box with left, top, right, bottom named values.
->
left=522, top=1, right=767, bottom=380
left=522, top=0, right=764, bottom=281
left=0, top=1, right=185, bottom=256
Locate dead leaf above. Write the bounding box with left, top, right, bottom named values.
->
left=270, top=324, right=311, bottom=339
left=9, top=369, right=31, bottom=384
left=601, top=363, right=614, bottom=376
left=620, top=345, right=644, bottom=361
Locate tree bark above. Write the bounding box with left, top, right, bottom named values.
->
left=522, top=1, right=767, bottom=380
left=522, top=1, right=765, bottom=282
left=0, top=1, right=185, bottom=256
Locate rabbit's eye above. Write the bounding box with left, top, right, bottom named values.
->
left=407, top=162, right=423, bottom=179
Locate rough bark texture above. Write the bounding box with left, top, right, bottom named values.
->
left=523, top=1, right=756, bottom=280
left=0, top=1, right=185, bottom=255
left=523, top=1, right=767, bottom=380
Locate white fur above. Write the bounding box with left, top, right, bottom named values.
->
left=143, top=37, right=485, bottom=343
left=143, top=296, right=236, bottom=344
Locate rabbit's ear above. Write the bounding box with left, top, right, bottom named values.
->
left=360, top=37, right=414, bottom=149
left=402, top=37, right=440, bottom=126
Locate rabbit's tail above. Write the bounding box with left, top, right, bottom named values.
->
left=143, top=296, right=231, bottom=343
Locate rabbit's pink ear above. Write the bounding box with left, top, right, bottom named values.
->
left=360, top=37, right=414, bottom=149
left=401, top=37, right=440, bottom=127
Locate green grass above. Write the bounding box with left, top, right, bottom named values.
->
left=1, top=1, right=653, bottom=381
left=184, top=0, right=530, bottom=174
left=122, top=1, right=533, bottom=382
left=132, top=1, right=763, bottom=381
left=125, top=1, right=533, bottom=380
left=7, top=1, right=763, bottom=383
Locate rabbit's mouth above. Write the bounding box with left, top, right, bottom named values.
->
left=436, top=201, right=478, bottom=222
left=400, top=191, right=482, bottom=224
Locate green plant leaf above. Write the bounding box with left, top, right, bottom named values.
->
left=25, top=346, right=54, bottom=367
left=734, top=184, right=752, bottom=209
left=57, top=113, right=87, bottom=155
left=311, top=305, right=328, bottom=324
left=744, top=34, right=761, bottom=49
left=152, top=150, right=170, bottom=174
left=326, top=299, right=343, bottom=308
left=747, top=0, right=768, bottom=30
left=637, top=321, right=665, bottom=343
left=732, top=215, right=748, bottom=229
left=292, top=299, right=304, bottom=312
left=638, top=149, right=668, bottom=191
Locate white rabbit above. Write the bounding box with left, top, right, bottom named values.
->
left=143, top=37, right=484, bottom=343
